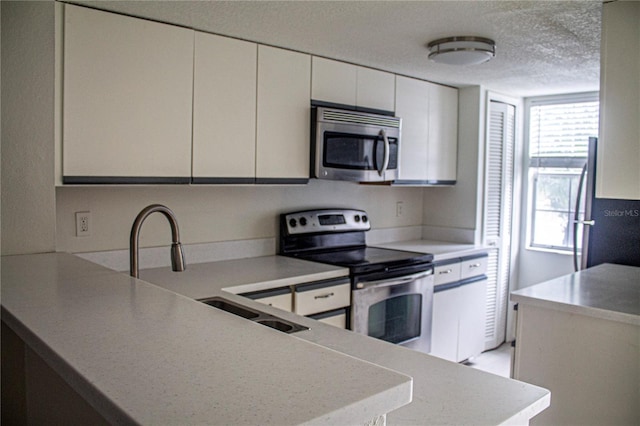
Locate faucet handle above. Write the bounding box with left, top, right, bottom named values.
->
left=171, top=242, right=186, bottom=272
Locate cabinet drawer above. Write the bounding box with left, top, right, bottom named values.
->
left=309, top=308, right=348, bottom=329
left=253, top=293, right=292, bottom=312
left=240, top=287, right=292, bottom=312
left=460, top=255, right=488, bottom=280
left=294, top=279, right=350, bottom=316
left=434, top=261, right=462, bottom=286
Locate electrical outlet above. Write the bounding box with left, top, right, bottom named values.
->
left=396, top=201, right=404, bottom=217
left=75, top=211, right=91, bottom=237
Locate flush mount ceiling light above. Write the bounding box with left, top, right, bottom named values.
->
left=427, top=36, right=496, bottom=66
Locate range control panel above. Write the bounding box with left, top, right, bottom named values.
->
left=282, top=209, right=371, bottom=235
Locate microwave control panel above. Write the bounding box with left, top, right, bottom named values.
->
left=282, top=209, right=370, bottom=235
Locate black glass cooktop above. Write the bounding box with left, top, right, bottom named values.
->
left=290, top=246, right=433, bottom=275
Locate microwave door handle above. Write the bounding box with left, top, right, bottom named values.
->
left=378, top=129, right=390, bottom=177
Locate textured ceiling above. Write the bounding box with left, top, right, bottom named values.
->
left=76, top=0, right=602, bottom=97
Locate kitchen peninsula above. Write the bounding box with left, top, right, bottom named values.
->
left=2, top=252, right=550, bottom=425
left=511, top=263, right=640, bottom=425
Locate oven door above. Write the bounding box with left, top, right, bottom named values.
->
left=351, top=269, right=434, bottom=354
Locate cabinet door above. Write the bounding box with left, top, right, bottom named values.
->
left=457, top=278, right=487, bottom=362
left=63, top=5, right=193, bottom=183
left=311, top=57, right=356, bottom=106
left=316, top=312, right=347, bottom=329
left=430, top=287, right=459, bottom=361
left=597, top=1, right=640, bottom=199
left=253, top=292, right=293, bottom=312
left=256, top=46, right=311, bottom=183
left=395, top=76, right=430, bottom=181
left=427, top=83, right=458, bottom=182
left=192, top=32, right=257, bottom=183
left=356, top=67, right=395, bottom=112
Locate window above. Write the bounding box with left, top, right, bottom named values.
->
left=526, top=94, right=599, bottom=252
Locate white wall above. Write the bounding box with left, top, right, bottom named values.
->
left=1, top=1, right=57, bottom=256
left=56, top=181, right=424, bottom=253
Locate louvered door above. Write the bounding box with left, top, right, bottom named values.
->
left=483, top=100, right=515, bottom=350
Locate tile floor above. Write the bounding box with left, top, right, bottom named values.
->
left=464, top=342, right=512, bottom=377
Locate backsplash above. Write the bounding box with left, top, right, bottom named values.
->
left=76, top=225, right=427, bottom=272
left=56, top=179, right=424, bottom=254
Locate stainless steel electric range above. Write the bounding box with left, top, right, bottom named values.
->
left=279, top=208, right=435, bottom=354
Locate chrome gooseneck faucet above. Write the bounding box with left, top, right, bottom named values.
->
left=130, top=204, right=186, bottom=278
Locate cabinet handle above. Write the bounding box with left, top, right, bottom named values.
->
left=439, top=269, right=453, bottom=275
left=314, top=292, right=335, bottom=299
left=469, top=263, right=481, bottom=268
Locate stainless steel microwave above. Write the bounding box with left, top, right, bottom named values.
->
left=312, top=107, right=401, bottom=182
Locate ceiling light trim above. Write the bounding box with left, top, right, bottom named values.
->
left=428, top=36, right=496, bottom=66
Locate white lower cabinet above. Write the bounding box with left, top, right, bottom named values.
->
left=430, top=254, right=488, bottom=362
left=241, top=287, right=293, bottom=312
left=239, top=277, right=351, bottom=328
left=294, top=278, right=351, bottom=329
left=455, top=278, right=488, bottom=362
left=308, top=309, right=348, bottom=329
left=431, top=285, right=459, bottom=361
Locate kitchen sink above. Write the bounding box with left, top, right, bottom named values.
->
left=199, top=296, right=309, bottom=334
left=201, top=298, right=260, bottom=319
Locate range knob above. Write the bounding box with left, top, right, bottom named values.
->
left=354, top=215, right=361, bottom=222
left=362, top=215, right=368, bottom=223
left=289, top=218, right=297, bottom=228
left=299, top=217, right=308, bottom=226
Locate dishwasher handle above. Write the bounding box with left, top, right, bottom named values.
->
left=355, top=269, right=432, bottom=289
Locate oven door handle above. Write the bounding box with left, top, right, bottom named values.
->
left=355, top=270, right=432, bottom=289
left=378, top=129, right=390, bottom=177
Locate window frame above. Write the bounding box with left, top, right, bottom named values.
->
left=523, top=92, right=599, bottom=254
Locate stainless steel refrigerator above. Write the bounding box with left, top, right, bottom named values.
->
left=574, top=137, right=640, bottom=270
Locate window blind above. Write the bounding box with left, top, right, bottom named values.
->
left=529, top=101, right=599, bottom=159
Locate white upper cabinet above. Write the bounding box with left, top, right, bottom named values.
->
left=311, top=57, right=357, bottom=106
left=395, top=76, right=458, bottom=184
left=192, top=32, right=257, bottom=183
left=427, top=83, right=458, bottom=182
left=311, top=57, right=395, bottom=112
left=62, top=4, right=193, bottom=183
left=395, top=76, right=430, bottom=181
left=356, top=67, right=396, bottom=112
left=256, top=46, right=311, bottom=183
left=597, top=1, right=640, bottom=200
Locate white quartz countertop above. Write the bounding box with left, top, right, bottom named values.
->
left=142, top=254, right=550, bottom=425
left=1, top=253, right=411, bottom=425
left=511, top=263, right=640, bottom=326
left=140, top=255, right=349, bottom=299
left=2, top=251, right=551, bottom=425
left=376, top=239, right=487, bottom=261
